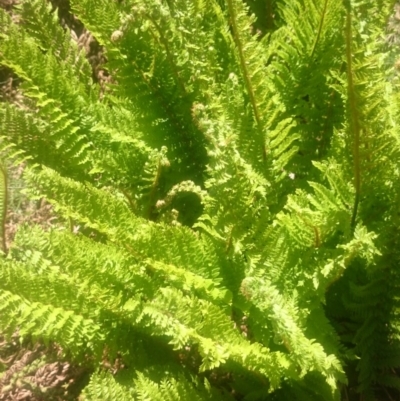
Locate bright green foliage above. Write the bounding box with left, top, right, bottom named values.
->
left=0, top=0, right=400, bottom=399
left=0, top=162, right=6, bottom=253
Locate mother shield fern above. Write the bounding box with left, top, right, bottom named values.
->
left=0, top=0, right=400, bottom=400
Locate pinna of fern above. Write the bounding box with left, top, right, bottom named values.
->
left=1, top=0, right=400, bottom=400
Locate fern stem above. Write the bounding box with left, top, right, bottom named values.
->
left=146, top=159, right=163, bottom=220
left=146, top=15, right=187, bottom=97
left=119, top=187, right=136, bottom=212
left=0, top=163, right=8, bottom=255
left=345, top=8, right=361, bottom=230
left=226, top=0, right=266, bottom=157
left=310, top=0, right=329, bottom=59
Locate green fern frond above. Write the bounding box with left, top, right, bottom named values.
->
left=240, top=277, right=345, bottom=389
left=81, top=369, right=235, bottom=401
left=69, top=0, right=209, bottom=185
left=0, top=288, right=103, bottom=357
left=0, top=162, right=7, bottom=254
left=80, top=370, right=134, bottom=401
left=1, top=0, right=400, bottom=399
left=0, top=8, right=95, bottom=179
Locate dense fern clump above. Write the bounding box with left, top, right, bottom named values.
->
left=1, top=0, right=400, bottom=399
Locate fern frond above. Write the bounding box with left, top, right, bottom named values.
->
left=22, top=166, right=228, bottom=299
left=17, top=0, right=94, bottom=82
left=0, top=162, right=7, bottom=254
left=240, top=277, right=345, bottom=390
left=225, top=0, right=268, bottom=158
left=0, top=7, right=95, bottom=179
left=133, top=371, right=234, bottom=401
left=267, top=0, right=345, bottom=185
left=0, top=289, right=103, bottom=358
left=81, top=369, right=235, bottom=401
left=69, top=0, right=209, bottom=185
left=138, top=286, right=294, bottom=389
left=1, top=0, right=400, bottom=399
left=80, top=370, right=134, bottom=401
